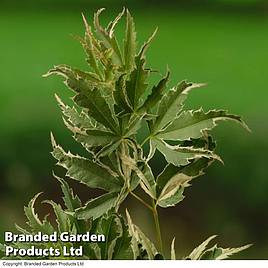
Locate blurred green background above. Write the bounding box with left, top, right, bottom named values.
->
left=0, top=0, right=267, bottom=259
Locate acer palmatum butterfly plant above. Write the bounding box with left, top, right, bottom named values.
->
left=1, top=8, right=251, bottom=260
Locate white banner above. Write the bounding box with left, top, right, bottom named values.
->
left=0, top=260, right=267, bottom=268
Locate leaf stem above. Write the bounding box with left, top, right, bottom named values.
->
left=141, top=136, right=151, bottom=147
left=129, top=191, right=163, bottom=252
left=152, top=202, right=163, bottom=253
left=129, top=191, right=153, bottom=211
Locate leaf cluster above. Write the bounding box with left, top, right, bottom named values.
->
left=1, top=8, right=251, bottom=260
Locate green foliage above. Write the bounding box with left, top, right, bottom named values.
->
left=185, top=235, right=251, bottom=260
left=1, top=8, right=251, bottom=260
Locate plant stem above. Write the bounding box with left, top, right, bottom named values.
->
left=152, top=202, right=163, bottom=253
left=130, top=191, right=163, bottom=252
left=130, top=191, right=153, bottom=211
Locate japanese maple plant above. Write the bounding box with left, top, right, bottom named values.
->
left=1, top=8, right=251, bottom=260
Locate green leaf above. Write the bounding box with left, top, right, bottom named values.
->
left=103, top=52, right=114, bottom=82
left=201, top=244, right=251, bottom=260
left=152, top=138, right=220, bottom=167
left=95, top=139, right=122, bottom=158
left=106, top=8, right=124, bottom=36
left=44, top=65, right=96, bottom=94
left=44, top=200, right=71, bottom=233
left=65, top=123, right=120, bottom=150
left=51, top=134, right=122, bottom=192
left=15, top=224, right=31, bottom=235
left=152, top=81, right=205, bottom=133
left=44, top=64, right=100, bottom=83
left=60, top=102, right=121, bottom=155
left=75, top=192, right=119, bottom=220
left=53, top=173, right=81, bottom=212
left=55, top=94, right=103, bottom=130
left=114, top=74, right=132, bottom=113
left=24, top=193, right=54, bottom=235
left=138, top=162, right=156, bottom=199
left=138, top=27, right=158, bottom=59
left=125, top=49, right=150, bottom=110
left=45, top=66, right=119, bottom=133
left=124, top=9, right=136, bottom=71
left=157, top=108, right=250, bottom=141
left=53, top=173, right=91, bottom=235
left=128, top=171, right=141, bottom=193
left=97, top=213, right=122, bottom=259
left=94, top=8, right=124, bottom=66
left=146, top=139, right=157, bottom=161
left=186, top=235, right=251, bottom=260
left=156, top=152, right=212, bottom=188
left=125, top=210, right=140, bottom=259
left=73, top=87, right=119, bottom=134
left=101, top=152, right=122, bottom=177
left=157, top=185, right=185, bottom=208
left=175, top=155, right=214, bottom=178
left=121, top=156, right=156, bottom=199
left=120, top=112, right=145, bottom=137
left=112, top=215, right=134, bottom=260
left=155, top=140, right=216, bottom=208
left=200, top=245, right=223, bottom=260
left=156, top=165, right=190, bottom=207
left=186, top=235, right=217, bottom=260
left=142, top=70, right=170, bottom=111
left=81, top=13, right=103, bottom=78
left=157, top=161, right=203, bottom=196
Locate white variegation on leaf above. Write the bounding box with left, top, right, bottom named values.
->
left=203, top=244, right=251, bottom=260
left=126, top=210, right=158, bottom=260
left=97, top=213, right=134, bottom=260
left=124, top=9, right=136, bottom=71
left=51, top=133, right=123, bottom=192
left=75, top=192, right=119, bottom=220
left=157, top=173, right=190, bottom=207
left=121, top=155, right=156, bottom=199
left=186, top=235, right=251, bottom=260
left=157, top=108, right=250, bottom=141
left=55, top=94, right=106, bottom=131
left=53, top=173, right=82, bottom=212
left=43, top=200, right=71, bottom=233
left=152, top=138, right=221, bottom=167
left=24, top=193, right=54, bottom=235
left=151, top=81, right=206, bottom=134
left=170, top=238, right=176, bottom=260
left=186, top=235, right=217, bottom=260
left=94, top=8, right=124, bottom=66
left=62, top=117, right=120, bottom=153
